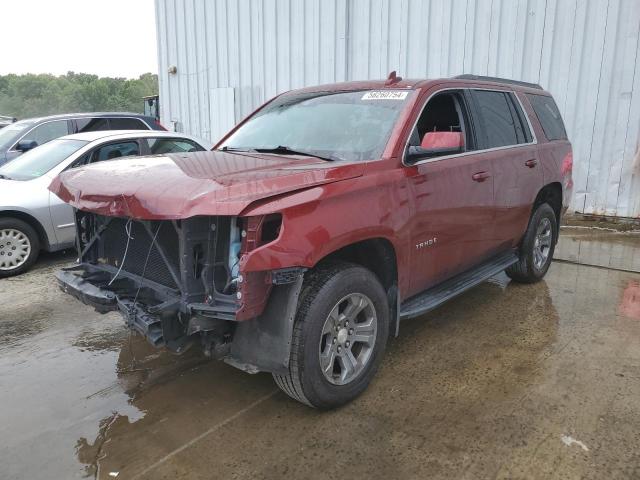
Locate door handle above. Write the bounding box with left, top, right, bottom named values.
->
left=472, top=171, right=491, bottom=182
left=525, top=158, right=538, bottom=168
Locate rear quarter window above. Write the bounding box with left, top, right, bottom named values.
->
left=527, top=94, right=567, bottom=141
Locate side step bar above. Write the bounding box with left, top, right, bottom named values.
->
left=400, top=251, right=519, bottom=320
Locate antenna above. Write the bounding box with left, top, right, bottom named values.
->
left=385, top=71, right=403, bottom=86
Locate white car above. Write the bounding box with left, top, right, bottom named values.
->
left=0, top=130, right=213, bottom=277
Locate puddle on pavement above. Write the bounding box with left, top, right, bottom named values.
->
left=2, top=242, right=640, bottom=479
left=556, top=227, right=640, bottom=272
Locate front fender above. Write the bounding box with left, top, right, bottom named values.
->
left=239, top=168, right=412, bottom=295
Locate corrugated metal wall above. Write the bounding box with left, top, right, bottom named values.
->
left=155, top=0, right=640, bottom=217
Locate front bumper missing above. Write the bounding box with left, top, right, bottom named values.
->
left=56, top=268, right=118, bottom=313
left=56, top=268, right=182, bottom=349
left=56, top=266, right=306, bottom=375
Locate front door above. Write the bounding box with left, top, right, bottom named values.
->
left=405, top=89, right=496, bottom=297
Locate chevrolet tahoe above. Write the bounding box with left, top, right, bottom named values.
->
left=51, top=73, right=573, bottom=409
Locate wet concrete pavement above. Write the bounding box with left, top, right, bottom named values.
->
left=1, top=230, right=640, bottom=479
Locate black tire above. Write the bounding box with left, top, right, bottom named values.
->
left=273, top=261, right=389, bottom=409
left=506, top=203, right=557, bottom=283
left=0, top=217, right=41, bottom=278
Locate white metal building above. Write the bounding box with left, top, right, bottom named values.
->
left=155, top=0, right=640, bottom=218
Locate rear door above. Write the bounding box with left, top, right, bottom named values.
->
left=468, top=89, right=543, bottom=249
left=405, top=88, right=496, bottom=296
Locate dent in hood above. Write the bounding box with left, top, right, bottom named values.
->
left=49, top=150, right=364, bottom=219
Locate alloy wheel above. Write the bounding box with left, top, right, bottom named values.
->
left=533, top=217, right=552, bottom=270
left=318, top=293, right=378, bottom=386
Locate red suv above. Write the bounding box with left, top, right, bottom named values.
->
left=52, top=74, right=573, bottom=409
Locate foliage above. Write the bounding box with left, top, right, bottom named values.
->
left=0, top=72, right=158, bottom=119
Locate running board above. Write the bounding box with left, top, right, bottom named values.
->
left=400, top=251, right=519, bottom=320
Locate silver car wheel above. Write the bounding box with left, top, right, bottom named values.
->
left=0, top=228, right=32, bottom=271
left=319, top=293, right=378, bottom=386
left=533, top=217, right=552, bottom=270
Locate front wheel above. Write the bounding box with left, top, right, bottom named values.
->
left=506, top=203, right=557, bottom=283
left=273, top=262, right=389, bottom=409
left=0, top=218, right=40, bottom=278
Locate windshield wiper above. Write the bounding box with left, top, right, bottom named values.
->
left=255, top=146, right=338, bottom=162
left=0, top=174, right=12, bottom=180
left=219, top=146, right=255, bottom=153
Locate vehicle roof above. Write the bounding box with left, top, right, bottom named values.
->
left=60, top=130, right=208, bottom=143
left=285, top=74, right=550, bottom=96
left=13, top=112, right=153, bottom=125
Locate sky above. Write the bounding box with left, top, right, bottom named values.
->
left=0, top=0, right=158, bottom=78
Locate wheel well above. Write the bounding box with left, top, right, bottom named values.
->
left=317, top=238, right=400, bottom=336
left=0, top=211, right=51, bottom=250
left=533, top=183, right=562, bottom=232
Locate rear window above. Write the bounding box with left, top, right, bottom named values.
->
left=527, top=94, right=567, bottom=141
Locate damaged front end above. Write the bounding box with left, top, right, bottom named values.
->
left=56, top=211, right=305, bottom=375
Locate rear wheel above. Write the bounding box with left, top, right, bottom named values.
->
left=273, top=262, right=389, bottom=409
left=506, top=203, right=557, bottom=283
left=0, top=218, right=40, bottom=278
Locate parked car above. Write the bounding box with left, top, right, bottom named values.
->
left=0, top=130, right=212, bottom=277
left=52, top=74, right=573, bottom=409
left=0, top=112, right=166, bottom=166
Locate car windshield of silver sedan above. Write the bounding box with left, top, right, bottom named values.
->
left=0, top=139, right=88, bottom=181
left=219, top=89, right=412, bottom=162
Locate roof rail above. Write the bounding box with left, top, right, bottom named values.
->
left=453, top=74, right=543, bottom=90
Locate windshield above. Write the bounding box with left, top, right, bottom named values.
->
left=220, top=89, right=413, bottom=161
left=0, top=121, right=34, bottom=151
left=0, top=139, right=88, bottom=181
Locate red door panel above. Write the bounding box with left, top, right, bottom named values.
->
left=491, top=145, right=543, bottom=248
left=406, top=152, right=495, bottom=297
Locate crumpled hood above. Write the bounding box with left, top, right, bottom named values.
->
left=49, top=150, right=364, bottom=219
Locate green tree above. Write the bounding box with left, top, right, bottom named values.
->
left=0, top=72, right=158, bottom=119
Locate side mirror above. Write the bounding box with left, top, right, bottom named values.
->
left=406, top=145, right=464, bottom=163
left=406, top=132, right=464, bottom=164
left=16, top=139, right=38, bottom=152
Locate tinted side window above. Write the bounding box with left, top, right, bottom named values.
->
left=506, top=93, right=533, bottom=143
left=109, top=118, right=148, bottom=130
left=26, top=120, right=69, bottom=147
left=91, top=141, right=140, bottom=162
left=527, top=94, right=567, bottom=141
left=76, top=118, right=110, bottom=132
left=146, top=138, right=203, bottom=154
left=472, top=90, right=518, bottom=148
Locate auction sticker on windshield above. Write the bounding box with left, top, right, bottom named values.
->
left=361, top=91, right=409, bottom=100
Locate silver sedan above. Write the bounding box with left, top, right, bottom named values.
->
left=0, top=130, right=213, bottom=277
